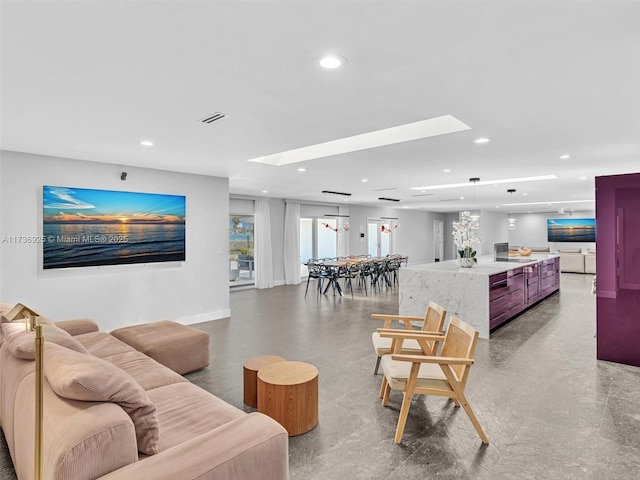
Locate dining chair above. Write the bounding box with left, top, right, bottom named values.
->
left=370, top=301, right=446, bottom=374
left=304, top=259, right=325, bottom=298
left=378, top=316, right=489, bottom=445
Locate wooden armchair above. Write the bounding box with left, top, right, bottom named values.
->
left=370, top=301, right=446, bottom=374
left=378, top=316, right=488, bottom=445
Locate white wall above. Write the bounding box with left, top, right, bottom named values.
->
left=0, top=151, right=230, bottom=330
left=508, top=210, right=596, bottom=252
left=478, top=210, right=509, bottom=256
left=442, top=210, right=508, bottom=259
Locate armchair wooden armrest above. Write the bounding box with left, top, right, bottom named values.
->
left=371, top=313, right=425, bottom=329
left=390, top=354, right=474, bottom=365
left=377, top=329, right=445, bottom=341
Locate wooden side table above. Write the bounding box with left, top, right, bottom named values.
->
left=243, top=355, right=286, bottom=407
left=257, top=361, right=318, bottom=436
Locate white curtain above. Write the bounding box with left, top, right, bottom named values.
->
left=283, top=202, right=301, bottom=285
left=337, top=206, right=350, bottom=257
left=254, top=200, right=274, bottom=289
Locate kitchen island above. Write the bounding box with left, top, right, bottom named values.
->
left=399, top=254, right=560, bottom=339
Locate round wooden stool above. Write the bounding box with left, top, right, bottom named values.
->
left=257, top=361, right=318, bottom=436
left=243, top=355, right=286, bottom=407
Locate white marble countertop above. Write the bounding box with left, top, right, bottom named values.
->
left=404, top=254, right=559, bottom=276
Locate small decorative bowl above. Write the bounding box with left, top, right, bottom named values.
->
left=518, top=248, right=532, bottom=257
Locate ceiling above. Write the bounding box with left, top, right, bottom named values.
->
left=1, top=1, right=639, bottom=214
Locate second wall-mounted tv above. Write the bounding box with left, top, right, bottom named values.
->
left=547, top=218, right=595, bottom=242
left=43, top=186, right=186, bottom=269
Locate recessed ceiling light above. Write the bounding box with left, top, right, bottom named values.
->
left=473, top=137, right=491, bottom=144
left=411, top=175, right=557, bottom=191
left=579, top=176, right=587, bottom=180
left=443, top=169, right=451, bottom=173
left=460, top=196, right=465, bottom=200
left=560, top=154, right=571, bottom=159
left=297, top=168, right=307, bottom=172
left=248, top=115, right=470, bottom=166
left=523, top=193, right=528, bottom=196
left=361, top=178, right=368, bottom=182
left=496, top=206, right=500, bottom=208
left=317, top=54, right=346, bottom=69
left=139, top=140, right=154, bottom=147
left=262, top=190, right=268, bottom=194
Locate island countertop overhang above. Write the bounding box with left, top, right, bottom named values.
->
left=404, top=254, right=560, bottom=276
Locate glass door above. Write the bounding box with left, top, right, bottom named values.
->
left=229, top=215, right=255, bottom=287
left=367, top=219, right=392, bottom=257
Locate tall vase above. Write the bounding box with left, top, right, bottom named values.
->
left=458, top=257, right=475, bottom=268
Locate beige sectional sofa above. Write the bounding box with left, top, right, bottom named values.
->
left=557, top=248, right=596, bottom=274
left=0, top=309, right=288, bottom=480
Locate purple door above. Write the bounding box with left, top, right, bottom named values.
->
left=595, top=173, right=640, bottom=367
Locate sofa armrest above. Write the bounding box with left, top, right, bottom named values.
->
left=97, top=412, right=289, bottom=480
left=55, top=318, right=100, bottom=336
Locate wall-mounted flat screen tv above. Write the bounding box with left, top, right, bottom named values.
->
left=43, top=186, right=186, bottom=269
left=547, top=218, right=595, bottom=242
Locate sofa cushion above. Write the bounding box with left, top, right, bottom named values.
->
left=147, top=382, right=245, bottom=452
left=0, top=302, right=14, bottom=317
left=44, top=342, right=160, bottom=455
left=1, top=322, right=88, bottom=359
left=75, top=331, right=137, bottom=358
left=101, top=350, right=188, bottom=391
left=558, top=248, right=582, bottom=253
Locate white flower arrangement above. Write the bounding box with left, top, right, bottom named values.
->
left=452, top=211, right=481, bottom=261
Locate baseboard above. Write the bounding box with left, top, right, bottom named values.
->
left=175, top=309, right=231, bottom=325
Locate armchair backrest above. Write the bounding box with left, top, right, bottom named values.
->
left=440, top=316, right=479, bottom=385
left=422, top=301, right=446, bottom=332
left=420, top=301, right=447, bottom=353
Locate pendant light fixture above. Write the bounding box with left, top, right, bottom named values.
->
left=470, top=177, right=480, bottom=229
left=507, top=189, right=517, bottom=230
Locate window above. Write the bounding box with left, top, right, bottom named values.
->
left=300, top=217, right=338, bottom=263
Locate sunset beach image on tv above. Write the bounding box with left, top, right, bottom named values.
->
left=547, top=218, right=596, bottom=242
left=43, top=186, right=185, bottom=269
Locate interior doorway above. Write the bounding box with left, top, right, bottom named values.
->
left=367, top=219, right=392, bottom=257
left=433, top=219, right=444, bottom=262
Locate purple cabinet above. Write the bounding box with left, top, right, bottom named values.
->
left=596, top=172, right=640, bottom=367
left=489, top=267, right=525, bottom=329
left=489, top=257, right=559, bottom=331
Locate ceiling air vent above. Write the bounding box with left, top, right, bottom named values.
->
left=379, top=197, right=400, bottom=202
left=199, top=112, right=229, bottom=124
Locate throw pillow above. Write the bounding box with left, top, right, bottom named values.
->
left=44, top=342, right=160, bottom=455
left=1, top=322, right=88, bottom=360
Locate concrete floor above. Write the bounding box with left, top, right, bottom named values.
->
left=2, top=273, right=639, bottom=479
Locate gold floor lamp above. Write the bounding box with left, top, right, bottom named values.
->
left=4, top=303, right=44, bottom=480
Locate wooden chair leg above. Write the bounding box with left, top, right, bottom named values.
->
left=394, top=392, right=412, bottom=444
left=457, top=392, right=489, bottom=444
left=373, top=356, right=381, bottom=375
left=381, top=381, right=391, bottom=406
left=379, top=376, right=388, bottom=399
left=394, top=364, right=420, bottom=444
